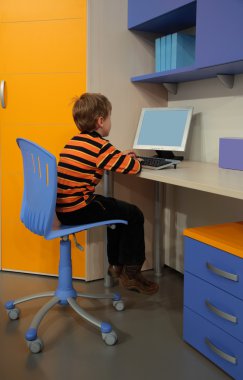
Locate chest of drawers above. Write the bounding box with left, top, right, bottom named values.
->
left=183, top=222, right=243, bottom=380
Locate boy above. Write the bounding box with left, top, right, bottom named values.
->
left=56, top=93, right=159, bottom=295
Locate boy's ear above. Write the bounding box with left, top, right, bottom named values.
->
left=95, top=116, right=104, bottom=129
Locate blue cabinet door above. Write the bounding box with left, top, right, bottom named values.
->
left=128, top=0, right=196, bottom=33
left=196, top=0, right=243, bottom=68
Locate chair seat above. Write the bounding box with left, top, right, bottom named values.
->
left=45, top=217, right=128, bottom=240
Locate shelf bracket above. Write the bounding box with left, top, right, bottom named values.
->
left=162, top=82, right=178, bottom=95
left=217, top=74, right=235, bottom=89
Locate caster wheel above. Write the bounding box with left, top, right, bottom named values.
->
left=28, top=338, right=44, bottom=354
left=8, top=308, right=20, bottom=320
left=113, top=300, right=125, bottom=311
left=102, top=330, right=118, bottom=346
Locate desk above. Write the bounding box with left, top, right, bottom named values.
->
left=138, top=161, right=243, bottom=276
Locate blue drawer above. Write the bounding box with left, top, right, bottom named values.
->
left=184, top=237, right=243, bottom=300
left=183, top=307, right=243, bottom=380
left=184, top=272, right=243, bottom=342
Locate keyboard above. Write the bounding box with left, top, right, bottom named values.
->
left=138, top=156, right=179, bottom=170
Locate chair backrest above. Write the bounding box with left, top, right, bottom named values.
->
left=17, top=138, right=57, bottom=236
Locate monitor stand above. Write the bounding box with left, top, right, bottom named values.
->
left=156, top=150, right=184, bottom=161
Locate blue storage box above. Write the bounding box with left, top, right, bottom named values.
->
left=219, top=137, right=243, bottom=171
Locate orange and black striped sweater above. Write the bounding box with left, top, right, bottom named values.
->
left=56, top=131, right=141, bottom=213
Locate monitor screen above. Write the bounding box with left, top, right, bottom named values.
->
left=133, top=107, right=193, bottom=152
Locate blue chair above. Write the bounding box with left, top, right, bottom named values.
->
left=5, top=138, right=128, bottom=353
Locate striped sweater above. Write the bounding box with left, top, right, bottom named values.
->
left=56, top=131, right=141, bottom=213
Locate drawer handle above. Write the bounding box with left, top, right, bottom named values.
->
left=206, top=262, right=239, bottom=282
left=205, top=338, right=237, bottom=365
left=0, top=80, right=6, bottom=108
left=205, top=300, right=237, bottom=324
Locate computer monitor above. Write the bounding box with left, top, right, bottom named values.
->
left=133, top=107, right=193, bottom=159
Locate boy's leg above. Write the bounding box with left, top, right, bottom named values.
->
left=57, top=195, right=144, bottom=265
left=57, top=195, right=159, bottom=294
left=94, top=196, right=159, bottom=295
left=93, top=195, right=145, bottom=265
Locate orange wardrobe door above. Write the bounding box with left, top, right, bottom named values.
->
left=0, top=1, right=87, bottom=278
left=1, top=75, right=86, bottom=277
left=1, top=19, right=85, bottom=74
left=1, top=0, right=85, bottom=22
left=0, top=74, right=86, bottom=127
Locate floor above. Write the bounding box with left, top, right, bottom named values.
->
left=0, top=267, right=230, bottom=380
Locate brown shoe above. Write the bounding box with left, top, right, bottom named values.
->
left=120, top=265, right=159, bottom=295
left=108, top=265, right=123, bottom=279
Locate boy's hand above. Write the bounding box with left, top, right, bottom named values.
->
left=122, top=149, right=137, bottom=158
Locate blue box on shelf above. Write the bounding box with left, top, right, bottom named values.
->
left=160, top=36, right=166, bottom=72
left=155, top=37, right=161, bottom=72
left=165, top=34, right=172, bottom=70
left=219, top=137, right=243, bottom=171
left=171, top=32, right=195, bottom=70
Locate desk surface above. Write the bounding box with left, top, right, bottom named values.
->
left=139, top=160, right=243, bottom=200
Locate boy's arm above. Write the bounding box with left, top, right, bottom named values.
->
left=97, top=142, right=141, bottom=174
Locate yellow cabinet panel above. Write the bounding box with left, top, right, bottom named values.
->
left=0, top=73, right=86, bottom=127
left=0, top=74, right=87, bottom=276
left=1, top=19, right=86, bottom=73
left=1, top=123, right=86, bottom=278
left=2, top=166, right=85, bottom=278
left=0, top=1, right=87, bottom=278
left=1, top=0, right=85, bottom=22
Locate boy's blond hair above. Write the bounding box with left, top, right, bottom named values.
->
left=72, top=93, right=112, bottom=132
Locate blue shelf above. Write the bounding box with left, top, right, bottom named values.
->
left=131, top=60, right=243, bottom=84
left=129, top=1, right=243, bottom=92
left=128, top=1, right=196, bottom=34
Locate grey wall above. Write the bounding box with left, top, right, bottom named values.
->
left=86, top=0, right=243, bottom=277
left=166, top=75, right=243, bottom=271
left=86, top=0, right=167, bottom=279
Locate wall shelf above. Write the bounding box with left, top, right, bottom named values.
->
left=129, top=0, right=243, bottom=93
left=131, top=60, right=243, bottom=89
